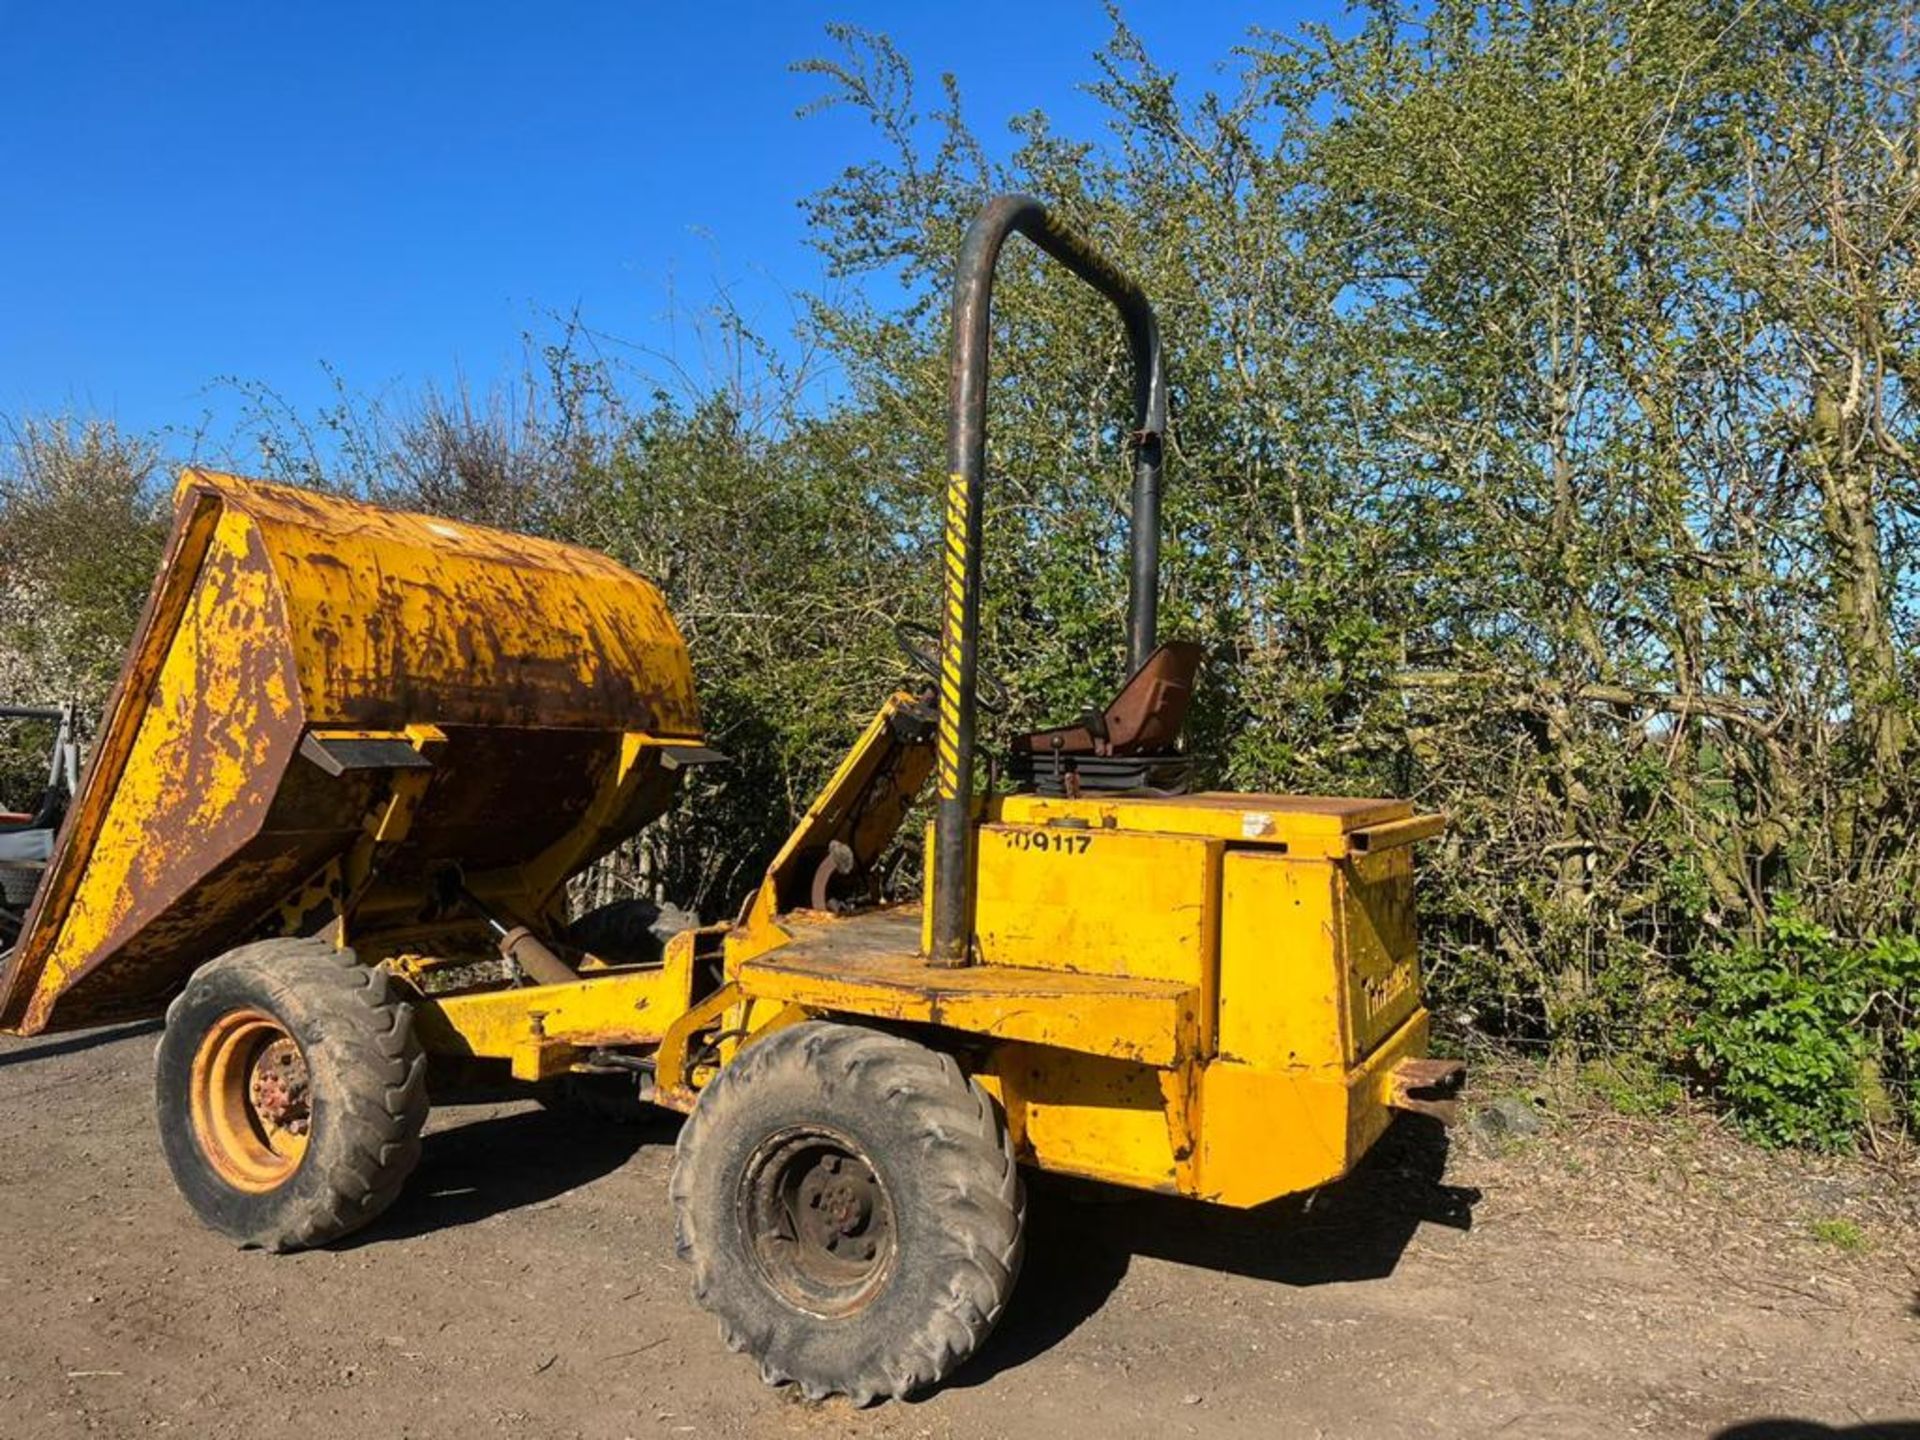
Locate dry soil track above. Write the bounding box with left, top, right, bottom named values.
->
left=1, top=1023, right=1915, bottom=1439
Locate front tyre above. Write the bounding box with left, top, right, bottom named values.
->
left=669, top=1021, right=1024, bottom=1404
left=154, top=937, right=428, bottom=1251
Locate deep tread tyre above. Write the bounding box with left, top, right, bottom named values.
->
left=670, top=1021, right=1024, bottom=1404
left=154, top=937, right=428, bottom=1251
left=566, top=898, right=671, bottom=967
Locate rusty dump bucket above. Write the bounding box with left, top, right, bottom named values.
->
left=0, top=471, right=702, bottom=1036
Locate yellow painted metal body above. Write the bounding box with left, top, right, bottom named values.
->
left=678, top=701, right=1447, bottom=1209
left=3, top=472, right=1444, bottom=1215
left=967, top=792, right=1436, bottom=1202
left=0, top=471, right=701, bottom=1035
left=411, top=929, right=707, bottom=1081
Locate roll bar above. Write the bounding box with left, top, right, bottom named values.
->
left=928, top=194, right=1168, bottom=966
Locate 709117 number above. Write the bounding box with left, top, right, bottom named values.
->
left=1003, top=829, right=1092, bottom=856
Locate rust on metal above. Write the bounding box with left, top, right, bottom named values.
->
left=1, top=471, right=703, bottom=1036
left=498, top=926, right=577, bottom=988
left=1386, top=1056, right=1468, bottom=1125
left=1010, top=641, right=1204, bottom=758
left=249, top=1037, right=312, bottom=1136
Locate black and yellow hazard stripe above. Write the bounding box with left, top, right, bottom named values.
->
left=936, top=469, right=970, bottom=800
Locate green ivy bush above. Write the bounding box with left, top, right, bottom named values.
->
left=1688, top=905, right=1920, bottom=1150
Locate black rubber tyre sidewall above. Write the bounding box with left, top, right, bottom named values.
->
left=565, top=899, right=668, bottom=967
left=673, top=1023, right=1022, bottom=1401
left=154, top=941, right=425, bottom=1251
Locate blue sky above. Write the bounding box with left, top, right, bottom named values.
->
left=0, top=2, right=1309, bottom=453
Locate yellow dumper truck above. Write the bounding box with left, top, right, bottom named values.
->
left=0, top=195, right=1461, bottom=1403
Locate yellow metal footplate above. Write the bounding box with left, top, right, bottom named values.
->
left=733, top=909, right=1200, bottom=1068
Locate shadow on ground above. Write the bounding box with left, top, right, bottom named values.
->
left=343, top=1101, right=672, bottom=1247
left=948, top=1115, right=1479, bottom=1391
left=0, top=1017, right=161, bottom=1067
left=334, top=1096, right=1477, bottom=1388
left=1715, top=1425, right=1920, bottom=1439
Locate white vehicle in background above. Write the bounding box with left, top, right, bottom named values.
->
left=0, top=705, right=79, bottom=949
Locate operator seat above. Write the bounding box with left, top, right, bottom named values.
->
left=1007, top=641, right=1203, bottom=795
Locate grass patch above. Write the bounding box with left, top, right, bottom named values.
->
left=1807, top=1217, right=1868, bottom=1253
left=1579, top=1056, right=1683, bottom=1118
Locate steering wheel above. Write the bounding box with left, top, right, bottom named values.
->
left=893, top=621, right=1009, bottom=714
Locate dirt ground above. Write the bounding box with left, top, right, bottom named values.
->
left=1, top=1023, right=1916, bottom=1440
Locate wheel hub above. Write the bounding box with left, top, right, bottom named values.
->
left=188, top=1009, right=312, bottom=1193
left=249, top=1038, right=311, bottom=1133
left=740, top=1129, right=896, bottom=1318
left=796, top=1153, right=881, bottom=1260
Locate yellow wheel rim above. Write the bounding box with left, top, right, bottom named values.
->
left=189, top=1009, right=311, bottom=1192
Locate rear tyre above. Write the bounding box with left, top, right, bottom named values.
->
left=154, top=937, right=428, bottom=1251
left=669, top=1021, right=1024, bottom=1404
left=565, top=898, right=677, bottom=967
